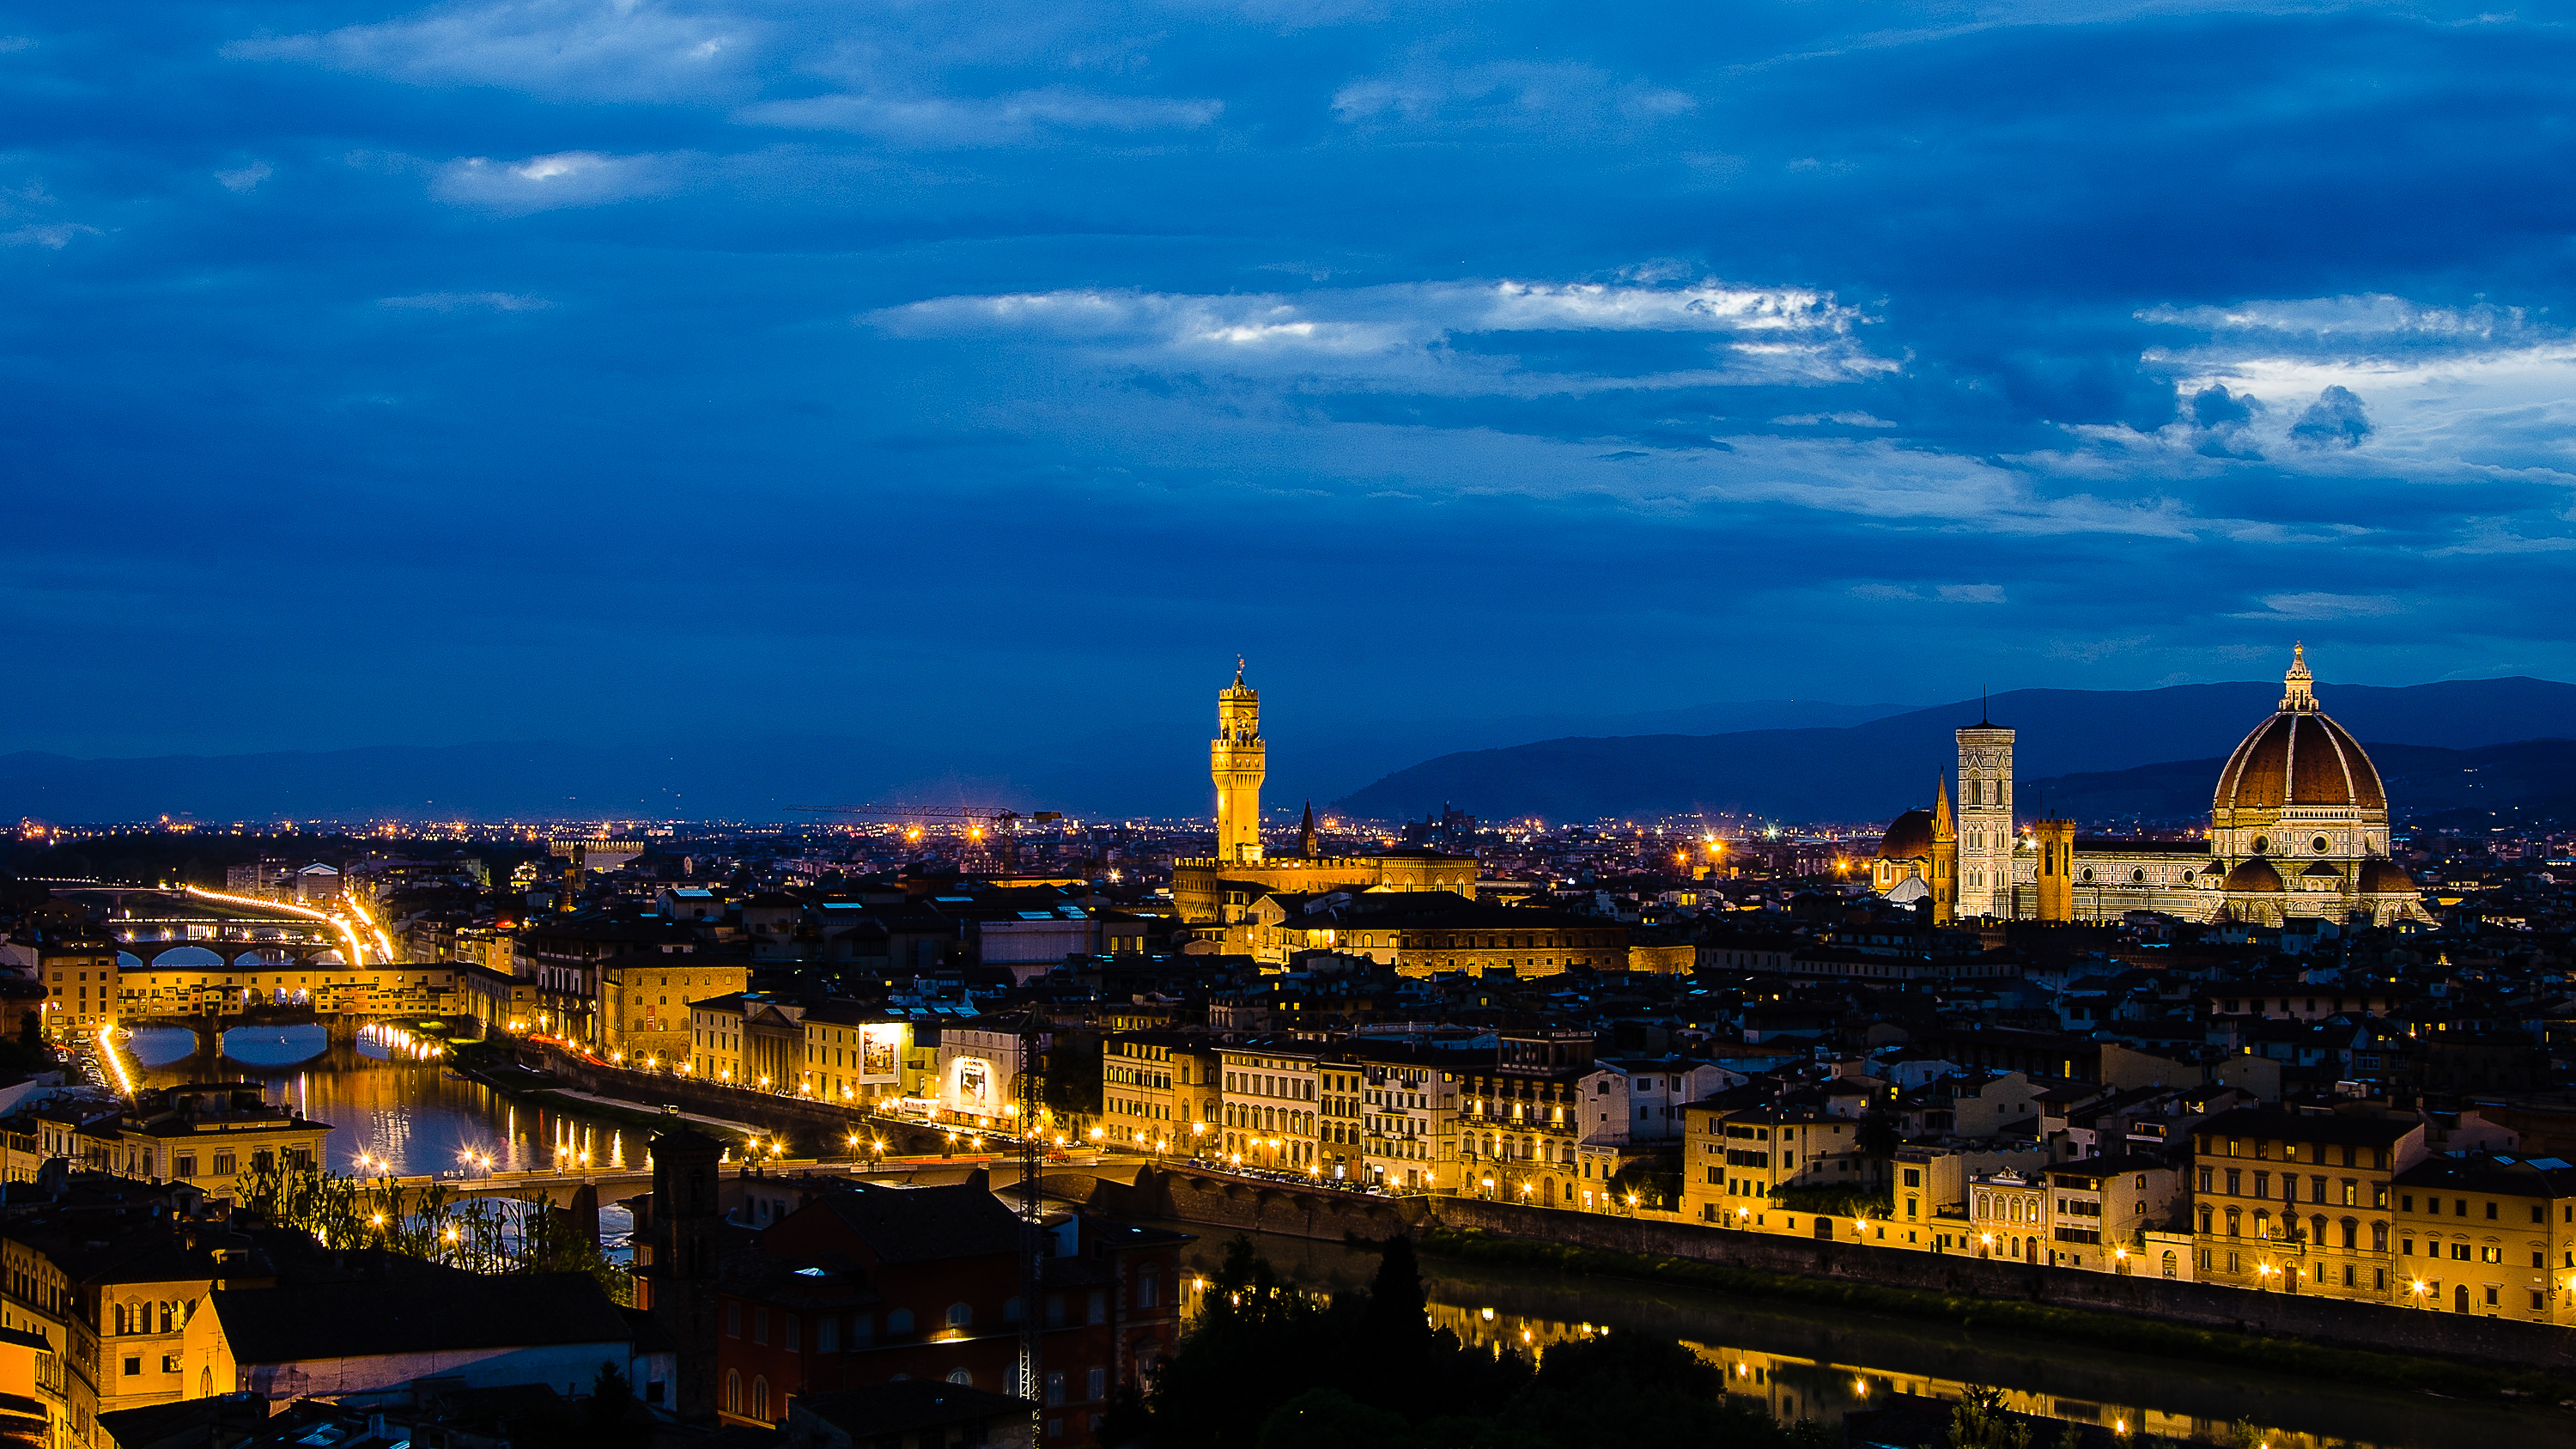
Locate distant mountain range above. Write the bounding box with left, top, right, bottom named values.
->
left=2026, top=738, right=2576, bottom=827
left=9, top=678, right=2573, bottom=826
left=1332, top=677, right=2576, bottom=825
left=0, top=697, right=1925, bottom=824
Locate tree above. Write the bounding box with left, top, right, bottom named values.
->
left=1255, top=1390, right=1415, bottom=1449
left=587, top=1361, right=643, bottom=1449
left=1941, top=1385, right=2032, bottom=1449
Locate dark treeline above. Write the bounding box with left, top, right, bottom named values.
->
left=1118, top=1236, right=1832, bottom=1449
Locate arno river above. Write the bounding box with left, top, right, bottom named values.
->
left=124, top=1031, right=2555, bottom=1446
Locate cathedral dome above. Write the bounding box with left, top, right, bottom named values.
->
left=2222, top=857, right=2284, bottom=892
left=2211, top=645, right=2386, bottom=813
left=1878, top=808, right=1935, bottom=861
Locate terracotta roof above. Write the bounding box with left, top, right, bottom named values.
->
left=2214, top=709, right=2386, bottom=812
left=2221, top=858, right=2284, bottom=892
left=1876, top=809, right=1935, bottom=862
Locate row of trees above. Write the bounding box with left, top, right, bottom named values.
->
left=236, top=1158, right=633, bottom=1303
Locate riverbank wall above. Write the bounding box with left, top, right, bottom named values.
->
left=1097, top=1163, right=2576, bottom=1379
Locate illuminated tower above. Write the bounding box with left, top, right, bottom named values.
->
left=1956, top=719, right=2016, bottom=919
left=1929, top=776, right=1958, bottom=927
left=1212, top=661, right=1266, bottom=864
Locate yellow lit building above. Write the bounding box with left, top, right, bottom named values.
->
left=33, top=937, right=118, bottom=1040
left=2186, top=1107, right=2422, bottom=1302
left=689, top=994, right=748, bottom=1083
left=796, top=1008, right=908, bottom=1104
left=1680, top=1101, right=1887, bottom=1243
left=1218, top=1042, right=1320, bottom=1172
left=1103, top=1032, right=1221, bottom=1157
left=2390, top=1153, right=2574, bottom=1322
left=598, top=953, right=750, bottom=1071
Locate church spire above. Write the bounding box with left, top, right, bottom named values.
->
left=1298, top=801, right=1320, bottom=858
left=2280, top=640, right=2317, bottom=713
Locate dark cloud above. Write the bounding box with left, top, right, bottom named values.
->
left=2290, top=384, right=2372, bottom=450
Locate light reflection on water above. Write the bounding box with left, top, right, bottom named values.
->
left=128, top=1032, right=644, bottom=1186
left=1169, top=1227, right=2547, bottom=1449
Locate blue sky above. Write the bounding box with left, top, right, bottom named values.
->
left=5, top=0, right=2573, bottom=788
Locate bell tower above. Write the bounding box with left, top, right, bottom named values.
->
left=1955, top=718, right=2016, bottom=920
left=1212, top=661, right=1266, bottom=865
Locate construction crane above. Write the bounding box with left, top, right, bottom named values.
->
left=790, top=803, right=1064, bottom=868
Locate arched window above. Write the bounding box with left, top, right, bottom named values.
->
left=2341, top=1218, right=2359, bottom=1250
left=2372, top=1221, right=2389, bottom=1253
left=752, top=1377, right=770, bottom=1422
left=1137, top=1271, right=1158, bottom=1310
left=945, top=1302, right=972, bottom=1329
left=2311, top=1215, right=2327, bottom=1245
left=2225, top=1207, right=2241, bottom=1237
left=948, top=1368, right=973, bottom=1386
left=724, top=1370, right=741, bottom=1415
left=2160, top=1251, right=2178, bottom=1279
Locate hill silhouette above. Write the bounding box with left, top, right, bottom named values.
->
left=1333, top=677, right=2576, bottom=823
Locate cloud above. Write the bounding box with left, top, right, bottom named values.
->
left=2, top=223, right=98, bottom=249
left=225, top=0, right=752, bottom=103
left=739, top=88, right=1221, bottom=146
left=2232, top=592, right=2404, bottom=621
left=1332, top=60, right=1694, bottom=131
left=1772, top=411, right=1896, bottom=427
left=380, top=291, right=553, bottom=311
left=0, top=36, right=32, bottom=53
left=215, top=161, right=274, bottom=193
left=1851, top=581, right=2007, bottom=604
left=2288, top=384, right=2370, bottom=449
left=430, top=150, right=678, bottom=212
left=2036, top=293, right=2576, bottom=485
left=871, top=277, right=1895, bottom=392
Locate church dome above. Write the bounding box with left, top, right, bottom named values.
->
left=2211, top=645, right=2386, bottom=813
left=2222, top=858, right=2284, bottom=892
left=1877, top=808, right=1935, bottom=861
left=2360, top=858, right=2416, bottom=893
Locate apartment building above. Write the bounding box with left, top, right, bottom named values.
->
left=1680, top=1100, right=1874, bottom=1235
left=2388, top=1153, right=2575, bottom=1322
left=1455, top=1032, right=1597, bottom=1209
left=1101, top=1032, right=1219, bottom=1156
left=2186, top=1107, right=2427, bottom=1302
left=1217, top=1040, right=1321, bottom=1172
left=1967, top=1154, right=2184, bottom=1274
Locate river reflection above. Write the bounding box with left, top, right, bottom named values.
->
left=126, top=1030, right=644, bottom=1183
left=1167, top=1227, right=2557, bottom=1449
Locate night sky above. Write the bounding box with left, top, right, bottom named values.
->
left=6, top=2, right=2573, bottom=778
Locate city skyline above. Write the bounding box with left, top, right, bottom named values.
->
left=7, top=2, right=2576, bottom=769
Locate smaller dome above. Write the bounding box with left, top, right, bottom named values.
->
left=1878, top=808, right=1935, bottom=861
left=2223, top=858, right=2285, bottom=892
left=2360, top=858, right=2417, bottom=893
